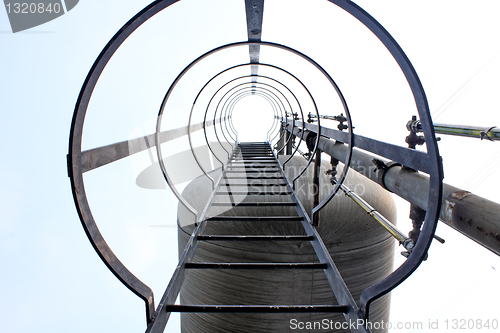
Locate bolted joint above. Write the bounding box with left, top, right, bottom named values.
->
left=405, top=131, right=426, bottom=149
left=405, top=116, right=426, bottom=149
left=406, top=116, right=421, bottom=133
left=409, top=204, right=426, bottom=221
left=401, top=239, right=428, bottom=260
left=335, top=113, right=348, bottom=131
left=326, top=157, right=339, bottom=185
left=338, top=123, right=348, bottom=131
left=307, top=112, right=317, bottom=123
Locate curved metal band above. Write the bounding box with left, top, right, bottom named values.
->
left=195, top=62, right=309, bottom=164
left=310, top=91, right=352, bottom=219
left=326, top=0, right=443, bottom=320
left=222, top=87, right=284, bottom=142
left=208, top=76, right=299, bottom=167
left=218, top=87, right=281, bottom=146
left=156, top=42, right=324, bottom=202
left=225, top=88, right=286, bottom=143
left=220, top=79, right=294, bottom=154
left=69, top=0, right=443, bottom=326
left=226, top=91, right=281, bottom=142
left=215, top=83, right=287, bottom=142
left=221, top=87, right=283, bottom=137
left=222, top=84, right=288, bottom=143
left=68, top=0, right=183, bottom=323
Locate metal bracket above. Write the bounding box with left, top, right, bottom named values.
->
left=405, top=116, right=426, bottom=149
left=480, top=126, right=496, bottom=141
left=372, top=159, right=401, bottom=192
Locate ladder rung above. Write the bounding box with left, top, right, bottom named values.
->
left=166, top=304, right=348, bottom=313
left=232, top=158, right=275, bottom=161
left=185, top=263, right=327, bottom=269
left=236, top=151, right=272, bottom=153
left=223, top=176, right=284, bottom=180
left=206, top=216, right=302, bottom=221
left=229, top=161, right=277, bottom=164
left=197, top=235, right=313, bottom=241
left=215, top=192, right=291, bottom=195
left=225, top=170, right=280, bottom=173
left=230, top=161, right=276, bottom=163
left=210, top=202, right=296, bottom=206
left=234, top=155, right=273, bottom=158
left=220, top=183, right=287, bottom=187
left=228, top=166, right=279, bottom=169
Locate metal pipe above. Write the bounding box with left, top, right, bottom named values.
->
left=312, top=148, right=321, bottom=226
left=290, top=126, right=500, bottom=256
left=408, top=119, right=500, bottom=141
left=335, top=180, right=408, bottom=244
left=308, top=112, right=344, bottom=122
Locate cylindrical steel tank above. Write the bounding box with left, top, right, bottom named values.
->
left=177, top=155, right=397, bottom=332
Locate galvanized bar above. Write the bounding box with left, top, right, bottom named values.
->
left=308, top=113, right=343, bottom=122
left=409, top=119, right=500, bottom=141
left=231, top=159, right=276, bottom=161
left=227, top=167, right=280, bottom=170
left=312, top=148, right=321, bottom=226
left=146, top=145, right=239, bottom=333
left=269, top=143, right=370, bottom=332
left=336, top=181, right=407, bottom=243
left=225, top=170, right=280, bottom=173
left=245, top=0, right=264, bottom=67
left=223, top=176, right=283, bottom=180
left=197, top=235, right=313, bottom=241
left=166, top=305, right=348, bottom=313
left=219, top=183, right=288, bottom=187
left=215, top=192, right=291, bottom=196
left=231, top=158, right=275, bottom=161
left=286, top=119, right=431, bottom=174
left=210, top=202, right=296, bottom=207
left=185, top=263, right=328, bottom=269
left=80, top=119, right=219, bottom=173
left=206, top=216, right=301, bottom=221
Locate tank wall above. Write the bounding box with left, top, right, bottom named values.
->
left=177, top=155, right=397, bottom=332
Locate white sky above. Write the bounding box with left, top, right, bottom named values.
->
left=1, top=1, right=500, bottom=332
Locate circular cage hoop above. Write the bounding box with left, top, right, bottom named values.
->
left=217, top=85, right=285, bottom=141
left=324, top=0, right=443, bottom=320
left=68, top=0, right=443, bottom=325
left=212, top=81, right=287, bottom=140
left=223, top=85, right=287, bottom=142
left=156, top=41, right=353, bottom=225
left=196, top=62, right=316, bottom=161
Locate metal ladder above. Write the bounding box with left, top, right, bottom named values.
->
left=147, top=142, right=369, bottom=333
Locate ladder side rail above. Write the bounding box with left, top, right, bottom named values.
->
left=145, top=145, right=240, bottom=333
left=269, top=143, right=371, bottom=333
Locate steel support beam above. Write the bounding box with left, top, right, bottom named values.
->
left=78, top=119, right=220, bottom=174
left=288, top=126, right=500, bottom=256
left=245, top=0, right=264, bottom=82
